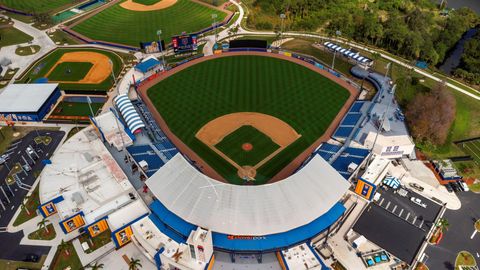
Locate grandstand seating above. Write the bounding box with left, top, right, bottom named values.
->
left=127, top=144, right=165, bottom=177
left=333, top=101, right=365, bottom=140
left=331, top=147, right=369, bottom=179
left=315, top=143, right=342, bottom=161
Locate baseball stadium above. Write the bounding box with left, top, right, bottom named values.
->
left=122, top=49, right=368, bottom=258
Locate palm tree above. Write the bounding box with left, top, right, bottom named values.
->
left=128, top=257, right=142, bottom=270
left=20, top=197, right=31, bottom=216
left=37, top=218, right=50, bottom=234
left=87, top=262, right=104, bottom=269
left=437, top=218, right=450, bottom=232
left=58, top=239, right=70, bottom=256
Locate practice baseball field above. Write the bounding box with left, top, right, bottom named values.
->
left=70, top=0, right=227, bottom=46
left=18, top=48, right=123, bottom=93
left=146, top=54, right=352, bottom=184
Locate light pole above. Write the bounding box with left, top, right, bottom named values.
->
left=108, top=59, right=117, bottom=91
left=156, top=29, right=166, bottom=69
left=279, top=13, right=286, bottom=47
left=212, top=14, right=218, bottom=44
left=367, top=84, right=396, bottom=167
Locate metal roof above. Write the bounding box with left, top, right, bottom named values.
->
left=146, top=154, right=350, bottom=236
left=0, top=83, right=58, bottom=113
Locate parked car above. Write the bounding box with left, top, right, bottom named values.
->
left=410, top=197, right=427, bottom=208
left=23, top=164, right=31, bottom=172
left=23, top=254, right=39, bottom=263
left=460, top=181, right=470, bottom=192
left=445, top=184, right=453, bottom=193
left=450, top=182, right=460, bottom=192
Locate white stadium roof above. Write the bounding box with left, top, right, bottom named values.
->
left=0, top=83, right=58, bottom=113
left=146, top=154, right=350, bottom=236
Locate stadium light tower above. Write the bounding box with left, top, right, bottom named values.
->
left=212, top=13, right=218, bottom=43
left=108, top=59, right=117, bottom=92
left=156, top=29, right=166, bottom=69
left=279, top=13, right=286, bottom=47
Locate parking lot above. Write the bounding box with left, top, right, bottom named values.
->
left=375, top=187, right=441, bottom=232
left=0, top=130, right=64, bottom=261
left=353, top=186, right=443, bottom=265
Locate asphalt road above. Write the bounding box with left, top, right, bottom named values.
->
left=0, top=130, right=64, bottom=261
left=425, top=191, right=480, bottom=270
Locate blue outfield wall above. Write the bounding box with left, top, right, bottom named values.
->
left=149, top=199, right=346, bottom=253
left=212, top=203, right=345, bottom=252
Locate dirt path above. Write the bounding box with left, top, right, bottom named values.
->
left=137, top=51, right=358, bottom=184
left=120, top=0, right=177, bottom=11
left=45, top=51, right=112, bottom=84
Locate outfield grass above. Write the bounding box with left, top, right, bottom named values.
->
left=0, top=26, right=32, bottom=47
left=47, top=62, right=93, bottom=82
left=215, top=125, right=280, bottom=166
left=0, top=0, right=75, bottom=13
left=18, top=48, right=123, bottom=92
left=52, top=101, right=103, bottom=116
left=147, top=55, right=350, bottom=184
left=71, top=0, right=226, bottom=46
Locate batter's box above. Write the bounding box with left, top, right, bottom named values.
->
left=195, top=112, right=301, bottom=180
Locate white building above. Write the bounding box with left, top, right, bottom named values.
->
left=364, top=132, right=415, bottom=159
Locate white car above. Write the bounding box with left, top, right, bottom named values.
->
left=460, top=182, right=470, bottom=192
left=410, top=197, right=427, bottom=208
left=26, top=147, right=34, bottom=155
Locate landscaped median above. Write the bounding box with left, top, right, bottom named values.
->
left=455, top=251, right=477, bottom=269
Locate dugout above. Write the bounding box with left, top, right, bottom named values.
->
left=0, top=83, right=62, bottom=122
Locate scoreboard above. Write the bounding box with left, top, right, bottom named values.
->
left=172, top=34, right=198, bottom=53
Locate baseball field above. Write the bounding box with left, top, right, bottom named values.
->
left=144, top=53, right=355, bottom=184
left=70, top=0, right=227, bottom=47
left=18, top=48, right=123, bottom=93
left=0, top=0, right=76, bottom=13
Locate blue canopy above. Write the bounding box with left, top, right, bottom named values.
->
left=135, top=58, right=161, bottom=73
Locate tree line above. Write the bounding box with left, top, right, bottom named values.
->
left=247, top=0, right=479, bottom=66
left=454, top=29, right=480, bottom=85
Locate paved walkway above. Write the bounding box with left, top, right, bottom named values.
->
left=0, top=18, right=56, bottom=81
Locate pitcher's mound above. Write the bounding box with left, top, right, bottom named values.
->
left=242, top=143, right=253, bottom=152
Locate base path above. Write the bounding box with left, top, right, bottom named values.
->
left=45, top=51, right=112, bottom=84
left=120, top=0, right=177, bottom=11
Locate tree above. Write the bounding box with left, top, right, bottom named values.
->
left=405, top=82, right=456, bottom=145
left=37, top=218, right=50, bottom=234
left=437, top=218, right=450, bottom=232
left=129, top=257, right=142, bottom=270
left=87, top=262, right=104, bottom=270
left=20, top=196, right=31, bottom=216
left=58, top=239, right=70, bottom=256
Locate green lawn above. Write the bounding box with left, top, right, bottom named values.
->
left=457, top=140, right=480, bottom=163
left=215, top=125, right=280, bottom=166
left=147, top=55, right=350, bottom=184
left=17, top=48, right=123, bottom=92
left=51, top=241, right=82, bottom=270
left=0, top=0, right=76, bottom=13
left=78, top=229, right=112, bottom=254
left=47, top=62, right=93, bottom=82
left=52, top=101, right=103, bottom=116
left=71, top=0, right=226, bottom=46
left=15, top=45, right=40, bottom=56
left=0, top=26, right=32, bottom=47
left=28, top=224, right=56, bottom=240
left=13, top=184, right=40, bottom=226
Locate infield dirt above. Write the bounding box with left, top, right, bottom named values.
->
left=45, top=51, right=112, bottom=84
left=120, top=0, right=178, bottom=11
